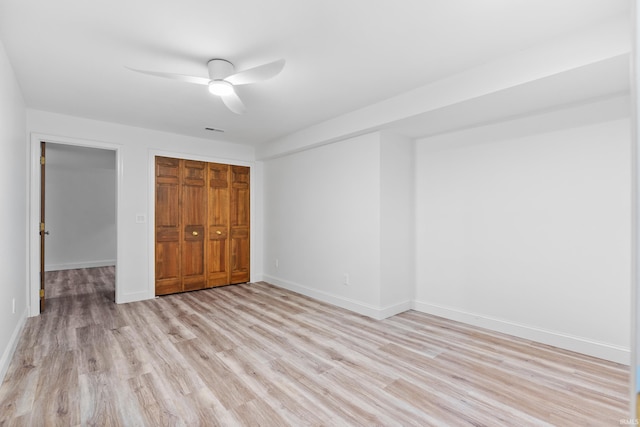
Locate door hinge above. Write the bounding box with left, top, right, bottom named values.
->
left=40, top=156, right=46, bottom=165
left=39, top=289, right=45, bottom=298
left=40, top=222, right=45, bottom=232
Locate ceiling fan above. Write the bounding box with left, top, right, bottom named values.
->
left=126, top=58, right=285, bottom=114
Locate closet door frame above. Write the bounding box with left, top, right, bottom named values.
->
left=148, top=150, right=255, bottom=299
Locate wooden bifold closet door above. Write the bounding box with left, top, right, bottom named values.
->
left=155, top=156, right=250, bottom=295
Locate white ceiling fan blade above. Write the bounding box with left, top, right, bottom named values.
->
left=125, top=67, right=210, bottom=86
left=221, top=90, right=247, bottom=114
left=225, top=59, right=285, bottom=86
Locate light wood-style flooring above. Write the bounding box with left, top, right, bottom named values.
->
left=0, top=267, right=630, bottom=426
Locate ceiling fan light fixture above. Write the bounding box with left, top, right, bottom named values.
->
left=127, top=57, right=284, bottom=114
left=208, top=80, right=234, bottom=96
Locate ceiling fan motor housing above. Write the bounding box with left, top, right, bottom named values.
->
left=207, top=59, right=235, bottom=80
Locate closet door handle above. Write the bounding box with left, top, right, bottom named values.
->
left=192, top=231, right=198, bottom=236
left=216, top=230, right=222, bottom=235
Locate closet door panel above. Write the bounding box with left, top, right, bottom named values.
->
left=155, top=157, right=250, bottom=294
left=230, top=228, right=250, bottom=284
left=156, top=230, right=181, bottom=295
left=156, top=186, right=179, bottom=227
left=208, top=163, right=229, bottom=225
left=156, top=230, right=180, bottom=279
left=181, top=161, right=207, bottom=291
left=208, top=227, right=228, bottom=287
left=208, top=163, right=230, bottom=287
left=156, top=156, right=180, bottom=184
left=155, top=157, right=181, bottom=295
left=230, top=166, right=250, bottom=283
left=230, top=166, right=250, bottom=227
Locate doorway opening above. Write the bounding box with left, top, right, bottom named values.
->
left=43, top=143, right=117, bottom=309
left=29, top=136, right=120, bottom=316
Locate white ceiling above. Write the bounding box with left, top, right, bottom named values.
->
left=0, top=0, right=630, bottom=146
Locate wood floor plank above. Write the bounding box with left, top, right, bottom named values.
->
left=128, top=372, right=186, bottom=426
left=78, top=371, right=122, bottom=426
left=29, top=348, right=80, bottom=426
left=177, top=386, right=239, bottom=426
left=222, top=359, right=331, bottom=426
left=232, top=398, right=290, bottom=427
left=0, top=360, right=39, bottom=421
left=110, top=325, right=154, bottom=380
left=0, top=268, right=630, bottom=426
left=76, top=324, right=114, bottom=375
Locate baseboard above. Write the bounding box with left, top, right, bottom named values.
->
left=413, top=300, right=630, bottom=365
left=116, top=290, right=153, bottom=305
left=379, top=300, right=413, bottom=319
left=263, top=274, right=411, bottom=320
left=0, top=308, right=27, bottom=384
left=45, top=259, right=116, bottom=272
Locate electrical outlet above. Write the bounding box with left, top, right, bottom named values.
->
left=12, top=298, right=15, bottom=314
left=343, top=273, right=349, bottom=286
left=275, top=258, right=279, bottom=268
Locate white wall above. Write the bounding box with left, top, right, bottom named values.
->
left=414, top=97, right=631, bottom=363
left=262, top=131, right=415, bottom=318
left=0, top=39, right=27, bottom=383
left=26, top=109, right=257, bottom=310
left=44, top=145, right=116, bottom=271
left=263, top=133, right=383, bottom=315
left=379, top=132, right=414, bottom=313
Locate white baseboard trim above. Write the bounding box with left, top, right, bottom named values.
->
left=45, top=259, right=116, bottom=272
left=379, top=300, right=414, bottom=319
left=117, top=290, right=153, bottom=305
left=263, top=274, right=411, bottom=320
left=413, top=300, right=630, bottom=365
left=0, top=308, right=28, bottom=384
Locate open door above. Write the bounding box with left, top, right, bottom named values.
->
left=39, top=141, right=48, bottom=312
